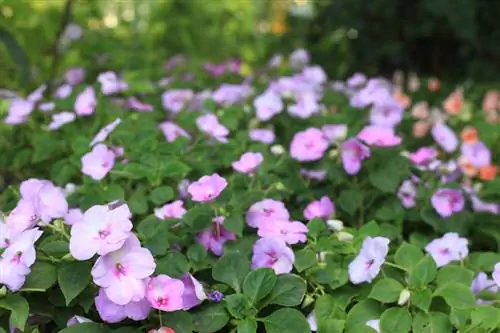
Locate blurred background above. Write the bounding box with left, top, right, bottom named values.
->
left=1, top=0, right=500, bottom=94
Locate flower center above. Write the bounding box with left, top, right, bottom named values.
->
left=98, top=229, right=110, bottom=239
left=156, top=297, right=169, bottom=307
left=365, top=259, right=375, bottom=269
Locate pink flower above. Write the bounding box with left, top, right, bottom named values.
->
left=300, top=169, right=327, bottom=181
left=162, top=89, right=194, bottom=114
left=179, top=274, right=207, bottom=310
left=5, top=99, right=34, bottom=125
left=65, top=67, right=85, bottom=85
left=95, top=288, right=151, bottom=323
left=431, top=122, right=458, bottom=153
left=251, top=237, right=294, bottom=274
left=397, top=180, right=416, bottom=208
left=74, top=86, right=97, bottom=116
left=92, top=235, right=156, bottom=305
left=304, top=196, right=335, bottom=221
left=196, top=217, right=236, bottom=256
left=471, top=272, right=498, bottom=304
left=289, top=48, right=309, bottom=68
left=249, top=128, right=275, bottom=144
left=425, top=232, right=468, bottom=267
left=254, top=91, right=283, bottom=121
left=81, top=144, right=116, bottom=180
left=290, top=128, right=329, bottom=162
left=288, top=92, right=320, bottom=119
left=460, top=141, right=491, bottom=168
left=146, top=275, right=185, bottom=311
left=246, top=199, right=289, bottom=228
left=431, top=188, right=464, bottom=218
left=212, top=84, right=251, bottom=106
left=159, top=121, right=191, bottom=142
left=154, top=200, right=186, bottom=220
left=54, top=84, right=73, bottom=99
left=232, top=152, right=264, bottom=174
left=357, top=125, right=401, bottom=147
left=39, top=102, right=55, bottom=112
left=257, top=220, right=308, bottom=244
left=5, top=200, right=37, bottom=234
left=97, top=71, right=128, bottom=95
left=322, top=124, right=347, bottom=142
left=369, top=96, right=404, bottom=127
left=301, top=66, right=327, bottom=85
left=67, top=315, right=92, bottom=327
left=347, top=73, right=367, bottom=88
left=178, top=180, right=190, bottom=199
left=126, top=97, right=154, bottom=112
left=69, top=202, right=133, bottom=260
left=64, top=208, right=84, bottom=225
left=348, top=236, right=389, bottom=284
left=409, top=147, right=437, bottom=165
left=196, top=114, right=229, bottom=143
left=493, top=263, right=500, bottom=288
left=48, top=112, right=76, bottom=130
left=340, top=139, right=371, bottom=175
left=90, top=118, right=122, bottom=147
left=187, top=173, right=227, bottom=202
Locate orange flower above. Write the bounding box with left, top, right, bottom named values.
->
left=411, top=101, right=429, bottom=119
left=427, top=78, right=440, bottom=92
left=458, top=156, right=478, bottom=177
left=460, top=127, right=478, bottom=144
left=443, top=89, right=464, bottom=115
left=393, top=90, right=411, bottom=108
left=479, top=165, right=497, bottom=181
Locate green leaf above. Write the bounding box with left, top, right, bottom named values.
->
left=368, top=278, right=404, bottom=303
left=294, top=248, right=317, bottom=272
left=262, top=308, right=310, bottom=333
left=264, top=274, right=306, bottom=307
left=0, top=294, right=29, bottom=330
left=307, top=218, right=327, bottom=238
left=243, top=268, right=277, bottom=304
left=58, top=262, right=92, bottom=305
left=468, top=252, right=500, bottom=271
left=224, top=214, right=244, bottom=236
left=21, top=261, right=57, bottom=291
left=0, top=27, right=30, bottom=86
left=237, top=318, right=258, bottom=333
left=187, top=243, right=208, bottom=264
left=434, top=282, right=476, bottom=309
left=411, top=288, right=432, bottom=313
left=183, top=205, right=214, bottom=232
left=192, top=303, right=230, bottom=333
left=394, top=243, right=424, bottom=270
left=315, top=294, right=347, bottom=323
left=161, top=311, right=193, bottom=333
left=160, top=159, right=191, bottom=178
left=318, top=319, right=345, bottom=333
left=379, top=307, right=412, bottom=333
left=156, top=252, right=191, bottom=278
left=374, top=198, right=404, bottom=221
left=129, top=186, right=149, bottom=214
left=225, top=294, right=252, bottom=319
left=57, top=323, right=111, bottom=333
left=345, top=300, right=382, bottom=333
left=101, top=184, right=125, bottom=202
left=471, top=307, right=500, bottom=330
left=436, top=265, right=474, bottom=287
left=409, top=255, right=437, bottom=287
left=212, top=253, right=250, bottom=292
left=149, top=186, right=174, bottom=205
left=412, top=312, right=451, bottom=333
left=337, top=190, right=363, bottom=215
left=39, top=240, right=70, bottom=258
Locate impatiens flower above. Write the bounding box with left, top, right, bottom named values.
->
left=54, top=83, right=72, bottom=99
left=300, top=169, right=327, bottom=181
left=207, top=290, right=224, bottom=303
left=289, top=48, right=309, bottom=68
left=39, top=101, right=55, bottom=112
left=431, top=122, right=458, bottom=153
left=366, top=319, right=381, bottom=332
left=460, top=141, right=491, bottom=168
left=369, top=96, right=404, bottom=127
left=179, top=274, right=207, bottom=310
left=97, top=71, right=128, bottom=95
left=64, top=208, right=84, bottom=225
left=31, top=181, right=68, bottom=223
left=268, top=54, right=282, bottom=68
left=162, top=89, right=194, bottom=113
left=67, top=315, right=92, bottom=327
left=187, top=173, right=227, bottom=202
left=322, top=124, right=347, bottom=142
left=159, top=121, right=191, bottom=142
left=348, top=236, right=390, bottom=284
left=196, top=114, right=229, bottom=143
left=65, top=67, right=85, bottom=85
left=308, top=312, right=317, bottom=331
left=5, top=200, right=37, bottom=234
left=74, top=86, right=97, bottom=116
left=493, top=263, right=500, bottom=288
left=288, top=92, right=320, bottom=119
left=90, top=118, right=122, bottom=147
left=246, top=199, right=290, bottom=228
left=357, top=125, right=401, bottom=147
left=253, top=91, right=283, bottom=121
left=257, top=220, right=308, bottom=244
left=347, top=72, right=367, bottom=88
left=249, top=128, right=275, bottom=144
left=232, top=152, right=264, bottom=174
left=126, top=97, right=153, bottom=112
left=5, top=99, right=34, bottom=125
left=425, top=232, right=469, bottom=267
left=304, top=196, right=335, bottom=220
left=409, top=147, right=437, bottom=166
left=212, top=84, right=252, bottom=106
left=81, top=144, right=116, bottom=181
left=95, top=289, right=151, bottom=323
left=69, top=202, right=133, bottom=260
left=154, top=200, right=186, bottom=220
left=340, top=138, right=371, bottom=175
left=48, top=112, right=76, bottom=130
left=431, top=188, right=464, bottom=218
left=251, top=237, right=294, bottom=274
left=443, top=88, right=464, bottom=115
left=479, top=165, right=497, bottom=181
left=289, top=128, right=329, bottom=162
left=146, top=275, right=185, bottom=311
left=92, top=235, right=156, bottom=305
left=397, top=180, right=417, bottom=208
left=196, top=217, right=236, bottom=256
left=301, top=66, right=327, bottom=85
left=178, top=180, right=190, bottom=199
left=471, top=272, right=499, bottom=304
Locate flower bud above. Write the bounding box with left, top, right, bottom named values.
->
left=397, top=289, right=411, bottom=306
left=0, top=286, right=7, bottom=297
left=328, top=149, right=339, bottom=159
left=301, top=294, right=315, bottom=308
left=326, top=219, right=344, bottom=231
left=317, top=251, right=327, bottom=262
left=337, top=231, right=354, bottom=241
left=270, top=144, right=285, bottom=155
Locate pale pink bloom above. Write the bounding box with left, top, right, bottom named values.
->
left=252, top=237, right=294, bottom=274
left=289, top=48, right=309, bottom=68
left=26, top=84, right=46, bottom=102
left=357, top=125, right=401, bottom=147
left=74, top=86, right=96, bottom=116
left=187, top=173, right=228, bottom=202
left=493, top=263, right=500, bottom=288
left=97, top=71, right=128, bottom=95
left=81, top=144, right=116, bottom=180
left=197, top=217, right=236, bottom=256
left=212, top=84, right=252, bottom=106
left=69, top=202, right=133, bottom=260
left=254, top=91, right=283, bottom=121
left=146, top=275, right=185, bottom=311
left=5, top=99, right=34, bottom=124
left=154, top=200, right=186, bottom=220
left=471, top=272, right=499, bottom=304
left=288, top=92, right=320, bottom=119
left=257, top=220, right=308, bottom=244
left=232, top=152, right=264, bottom=174
left=48, top=112, right=76, bottom=130
left=347, top=73, right=367, bottom=88
left=322, top=124, right=347, bottom=142
left=431, top=122, right=458, bottom=153
left=65, top=67, right=85, bottom=85
left=159, top=121, right=191, bottom=142
left=289, top=128, right=329, bottom=162
left=64, top=208, right=84, bottom=225
left=369, top=96, right=404, bottom=127
left=340, top=139, right=371, bottom=175
left=67, top=315, right=92, bottom=327
left=425, top=232, right=469, bottom=267
left=409, top=147, right=437, bottom=165
left=249, top=128, right=275, bottom=144
left=180, top=274, right=207, bottom=310
left=196, top=114, right=229, bottom=143
left=300, top=169, right=327, bottom=181
left=39, top=102, right=55, bottom=112
left=162, top=89, right=194, bottom=114
left=397, top=180, right=417, bottom=208
left=348, top=236, right=389, bottom=284
left=5, top=200, right=37, bottom=234
left=90, top=118, right=122, bottom=147
left=431, top=188, right=464, bottom=218
left=95, top=288, right=151, bottom=323
left=126, top=97, right=153, bottom=112
left=304, top=196, right=335, bottom=221
left=178, top=179, right=190, bottom=199
left=54, top=84, right=73, bottom=99
left=301, top=66, right=327, bottom=85
left=246, top=199, right=290, bottom=228
left=411, top=101, right=430, bottom=119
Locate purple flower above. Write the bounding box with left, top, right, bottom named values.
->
left=288, top=92, right=320, bottom=119
left=162, top=89, right=194, bottom=114
left=126, top=97, right=153, bottom=112
left=39, top=102, right=55, bottom=112
left=95, top=288, right=151, bottom=323
left=54, top=84, right=72, bottom=99
left=65, top=67, right=85, bottom=85
left=196, top=217, right=236, bottom=256
left=289, top=48, right=309, bottom=69
left=340, top=139, right=370, bottom=175
left=348, top=236, right=389, bottom=284
left=249, top=128, right=275, bottom=144
left=69, top=203, right=132, bottom=260
left=154, top=200, right=186, bottom=220
left=90, top=118, right=122, bottom=147
left=74, top=86, right=96, bottom=116
left=251, top=237, right=294, bottom=274
left=187, top=173, right=227, bottom=202
left=347, top=73, right=367, bottom=89
left=5, top=99, right=34, bottom=125
left=431, top=122, right=458, bottom=153
left=159, top=121, right=191, bottom=142
left=212, top=84, right=251, bottom=106
left=97, top=71, right=128, bottom=95
left=289, top=128, right=329, bottom=162
left=48, top=112, right=76, bottom=130
left=254, top=91, right=283, bottom=121
left=232, top=152, right=264, bottom=175
left=64, top=208, right=84, bottom=225
left=67, top=315, right=92, bottom=327
left=409, top=147, right=437, bottom=166
left=179, top=274, right=207, bottom=310
left=81, top=144, right=116, bottom=181
left=425, top=232, right=468, bottom=267
left=471, top=272, right=498, bottom=304
left=369, top=96, right=404, bottom=127
left=397, top=180, right=417, bottom=208
left=493, top=263, right=500, bottom=288
left=5, top=200, right=37, bottom=234
left=207, top=290, right=224, bottom=303
left=431, top=188, right=464, bottom=218
left=146, top=275, right=184, bottom=311
left=304, top=196, right=335, bottom=221
left=357, top=125, right=401, bottom=147
left=246, top=199, right=290, bottom=229
left=322, top=124, right=347, bottom=142
left=196, top=114, right=229, bottom=143
left=300, top=169, right=327, bottom=181
left=301, top=66, right=327, bottom=85
left=460, top=141, right=491, bottom=168
left=257, top=220, right=308, bottom=245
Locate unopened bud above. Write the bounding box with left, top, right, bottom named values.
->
left=0, top=286, right=7, bottom=297
left=326, top=219, right=344, bottom=231
left=301, top=294, right=314, bottom=308
left=398, top=289, right=410, bottom=306
left=400, top=150, right=410, bottom=158
left=328, top=149, right=339, bottom=159
left=337, top=231, right=354, bottom=241
left=317, top=251, right=327, bottom=262
left=270, top=144, right=285, bottom=155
